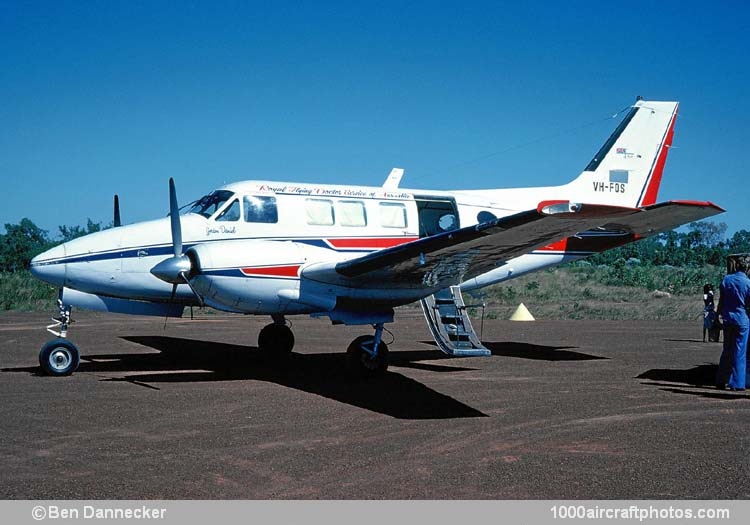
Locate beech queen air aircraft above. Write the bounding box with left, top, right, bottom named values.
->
left=31, top=98, right=723, bottom=377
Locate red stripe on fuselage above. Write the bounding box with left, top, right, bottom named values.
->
left=326, top=237, right=418, bottom=249
left=240, top=265, right=301, bottom=277
left=639, top=105, right=678, bottom=206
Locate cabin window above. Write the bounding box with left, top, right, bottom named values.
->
left=477, top=211, right=497, bottom=223
left=244, top=195, right=278, bottom=223
left=379, top=202, right=407, bottom=228
left=305, top=199, right=335, bottom=226
left=338, top=200, right=367, bottom=227
left=216, top=199, right=241, bottom=222
left=438, top=213, right=457, bottom=231
left=189, top=190, right=234, bottom=218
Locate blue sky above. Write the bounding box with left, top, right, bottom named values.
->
left=2, top=0, right=748, bottom=237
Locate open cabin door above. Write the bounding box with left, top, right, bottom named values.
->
left=413, top=196, right=490, bottom=357
left=413, top=196, right=460, bottom=238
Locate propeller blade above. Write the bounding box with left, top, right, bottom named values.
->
left=180, top=271, right=204, bottom=307
left=113, top=195, right=121, bottom=227
left=168, top=178, right=182, bottom=257
left=164, top=282, right=179, bottom=329
left=150, top=177, right=192, bottom=284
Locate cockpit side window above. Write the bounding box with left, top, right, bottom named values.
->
left=188, top=190, right=234, bottom=218
left=244, top=196, right=278, bottom=223
left=216, top=199, right=241, bottom=222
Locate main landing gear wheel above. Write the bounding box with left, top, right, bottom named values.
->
left=258, top=323, right=295, bottom=357
left=39, top=339, right=80, bottom=376
left=347, top=335, right=389, bottom=378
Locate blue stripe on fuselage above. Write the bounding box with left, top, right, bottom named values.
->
left=30, top=237, right=375, bottom=267
left=31, top=244, right=184, bottom=267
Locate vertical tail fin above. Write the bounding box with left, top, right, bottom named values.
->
left=566, top=99, right=678, bottom=208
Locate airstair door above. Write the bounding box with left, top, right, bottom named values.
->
left=420, top=286, right=491, bottom=357
left=413, top=196, right=459, bottom=238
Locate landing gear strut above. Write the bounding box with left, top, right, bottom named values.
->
left=39, top=297, right=80, bottom=376
left=258, top=314, right=295, bottom=357
left=347, top=323, right=389, bottom=378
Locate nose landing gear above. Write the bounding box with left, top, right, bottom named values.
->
left=39, top=297, right=80, bottom=376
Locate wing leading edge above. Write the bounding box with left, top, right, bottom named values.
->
left=302, top=200, right=724, bottom=291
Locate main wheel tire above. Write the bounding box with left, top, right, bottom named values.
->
left=346, top=335, right=389, bottom=378
left=258, top=323, right=295, bottom=357
left=39, top=339, right=80, bottom=376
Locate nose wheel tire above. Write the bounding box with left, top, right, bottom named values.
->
left=258, top=323, right=295, bottom=357
left=347, top=335, right=389, bottom=378
left=39, top=339, right=80, bottom=376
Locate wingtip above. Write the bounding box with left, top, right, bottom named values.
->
left=646, top=200, right=726, bottom=213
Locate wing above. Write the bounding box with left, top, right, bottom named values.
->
left=302, top=200, right=724, bottom=290
left=303, top=201, right=641, bottom=289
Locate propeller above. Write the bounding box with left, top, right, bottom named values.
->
left=113, top=195, right=121, bottom=227
left=150, top=178, right=204, bottom=308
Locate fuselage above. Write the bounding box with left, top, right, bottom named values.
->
left=30, top=179, right=591, bottom=313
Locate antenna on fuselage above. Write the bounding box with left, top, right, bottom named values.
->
left=113, top=195, right=121, bottom=227
left=382, top=168, right=404, bottom=190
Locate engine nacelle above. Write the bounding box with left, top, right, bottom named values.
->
left=187, top=239, right=333, bottom=314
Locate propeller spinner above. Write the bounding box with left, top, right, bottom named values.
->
left=149, top=178, right=203, bottom=306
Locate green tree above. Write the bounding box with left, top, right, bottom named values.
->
left=58, top=219, right=105, bottom=242
left=0, top=219, right=52, bottom=272
left=727, top=230, right=750, bottom=254
left=687, top=221, right=728, bottom=248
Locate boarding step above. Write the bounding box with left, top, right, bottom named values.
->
left=420, top=286, right=491, bottom=357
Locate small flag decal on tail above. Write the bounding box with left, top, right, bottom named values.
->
left=616, top=147, right=635, bottom=158
left=609, top=170, right=629, bottom=183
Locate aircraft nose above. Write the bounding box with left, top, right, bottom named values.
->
left=30, top=244, right=67, bottom=287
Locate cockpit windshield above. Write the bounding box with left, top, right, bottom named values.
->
left=188, top=190, right=235, bottom=218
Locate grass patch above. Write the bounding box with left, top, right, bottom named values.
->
left=471, top=263, right=719, bottom=321
left=3, top=263, right=721, bottom=321
left=0, top=270, right=57, bottom=311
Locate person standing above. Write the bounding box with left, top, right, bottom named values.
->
left=703, top=283, right=717, bottom=342
left=716, top=257, right=750, bottom=390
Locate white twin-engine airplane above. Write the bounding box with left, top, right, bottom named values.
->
left=31, top=99, right=723, bottom=377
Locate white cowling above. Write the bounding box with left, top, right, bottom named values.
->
left=186, top=239, right=333, bottom=314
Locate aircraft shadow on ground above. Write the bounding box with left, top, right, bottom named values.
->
left=637, top=363, right=748, bottom=400
left=420, top=340, right=606, bottom=361
left=4, top=336, right=488, bottom=420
